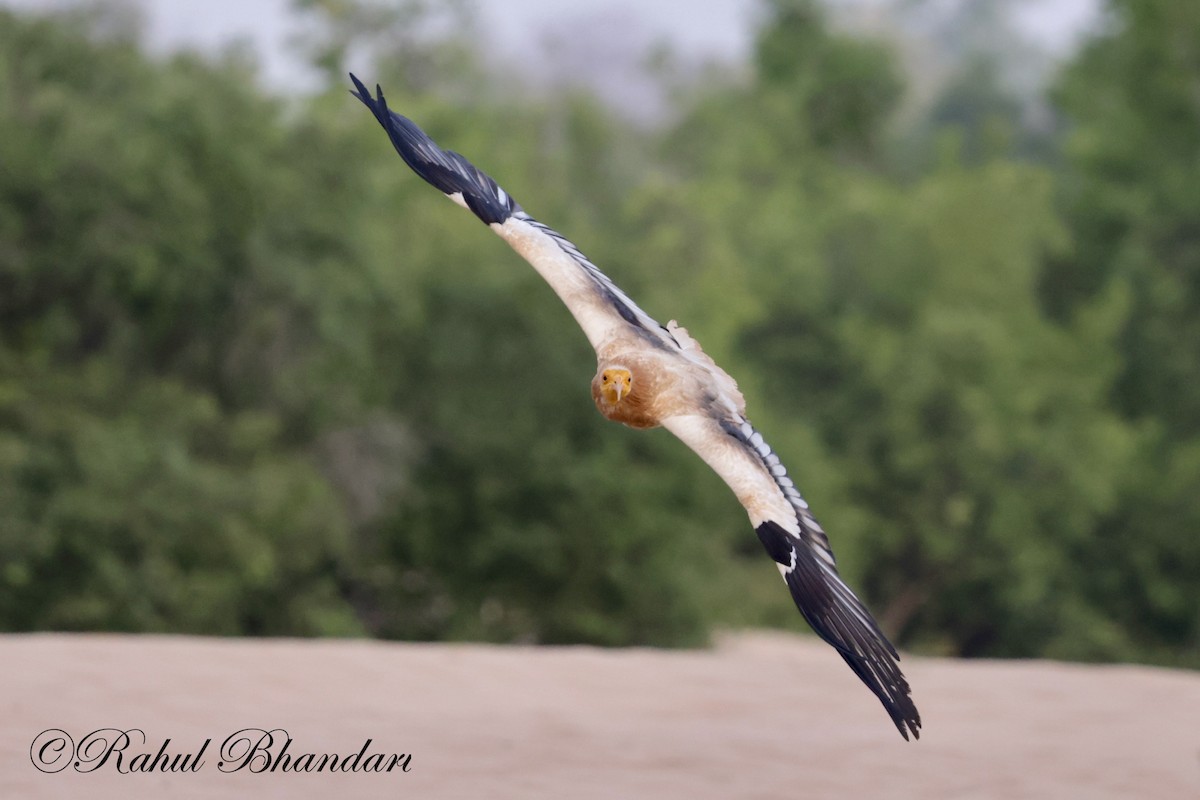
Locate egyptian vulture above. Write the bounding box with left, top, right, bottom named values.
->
left=351, top=75, right=921, bottom=741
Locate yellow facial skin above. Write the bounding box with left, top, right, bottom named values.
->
left=600, top=368, right=632, bottom=404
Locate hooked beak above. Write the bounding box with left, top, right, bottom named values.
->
left=600, top=369, right=632, bottom=405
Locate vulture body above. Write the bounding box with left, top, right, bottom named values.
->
left=351, top=75, right=921, bottom=741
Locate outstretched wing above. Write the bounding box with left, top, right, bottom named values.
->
left=350, top=74, right=676, bottom=354
left=662, top=411, right=921, bottom=741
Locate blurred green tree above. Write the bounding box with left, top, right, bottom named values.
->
left=0, top=6, right=379, bottom=636
left=1049, top=0, right=1200, bottom=665
left=1, top=0, right=1194, bottom=667
left=0, top=3, right=725, bottom=646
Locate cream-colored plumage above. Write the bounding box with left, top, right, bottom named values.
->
left=351, top=75, right=920, bottom=741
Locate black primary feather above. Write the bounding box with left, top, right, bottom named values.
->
left=349, top=73, right=519, bottom=225
left=756, top=520, right=921, bottom=740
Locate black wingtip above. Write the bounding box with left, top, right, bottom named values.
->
left=756, top=519, right=921, bottom=741
left=835, top=647, right=922, bottom=741
left=348, top=73, right=519, bottom=226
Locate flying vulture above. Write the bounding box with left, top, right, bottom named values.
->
left=350, top=74, right=921, bottom=740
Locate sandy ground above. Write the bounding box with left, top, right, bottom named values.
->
left=2, top=631, right=1197, bottom=799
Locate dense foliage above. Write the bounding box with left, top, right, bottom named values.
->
left=0, top=0, right=1195, bottom=667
